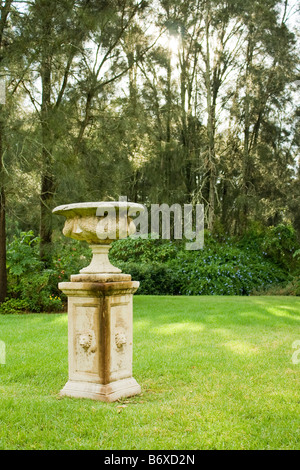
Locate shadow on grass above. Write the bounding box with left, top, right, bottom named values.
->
left=132, top=296, right=300, bottom=377
left=133, top=295, right=300, bottom=329
left=0, top=296, right=299, bottom=450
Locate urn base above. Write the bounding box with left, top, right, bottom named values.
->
left=60, top=377, right=141, bottom=402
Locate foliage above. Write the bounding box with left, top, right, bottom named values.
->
left=6, top=231, right=42, bottom=276
left=260, top=224, right=300, bottom=270
left=111, top=230, right=295, bottom=296
left=0, top=0, right=298, bottom=317
left=172, top=247, right=287, bottom=296
left=15, top=271, right=64, bottom=313
left=115, top=261, right=181, bottom=295
left=0, top=298, right=30, bottom=315
left=252, top=277, right=300, bottom=296
left=3, top=224, right=300, bottom=313
left=6, top=232, right=64, bottom=312
left=110, top=236, right=181, bottom=263
left=293, top=249, right=300, bottom=260
left=51, top=238, right=91, bottom=286
left=1, top=0, right=298, bottom=247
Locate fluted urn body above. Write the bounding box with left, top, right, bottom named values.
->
left=53, top=201, right=145, bottom=280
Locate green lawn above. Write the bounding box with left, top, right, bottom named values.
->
left=0, top=296, right=299, bottom=450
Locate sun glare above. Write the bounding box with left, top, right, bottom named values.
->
left=168, top=34, right=181, bottom=56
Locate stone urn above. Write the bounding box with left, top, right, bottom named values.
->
left=53, top=201, right=144, bottom=281
left=53, top=201, right=145, bottom=402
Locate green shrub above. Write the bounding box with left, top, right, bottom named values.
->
left=6, top=232, right=64, bottom=313
left=252, top=277, right=300, bottom=296
left=51, top=239, right=91, bottom=280
left=4, top=227, right=298, bottom=310
left=111, top=236, right=288, bottom=296
left=293, top=249, right=300, bottom=270
left=7, top=231, right=42, bottom=277
left=170, top=245, right=287, bottom=296
left=5, top=233, right=92, bottom=312
left=260, top=224, right=300, bottom=270
left=116, top=261, right=181, bottom=295
left=238, top=223, right=300, bottom=272
left=0, top=298, right=30, bottom=315
left=17, top=271, right=64, bottom=313
left=110, top=236, right=181, bottom=263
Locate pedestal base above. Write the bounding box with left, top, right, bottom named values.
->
left=59, top=280, right=141, bottom=403
left=60, top=377, right=141, bottom=402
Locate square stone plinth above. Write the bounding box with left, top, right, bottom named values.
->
left=59, top=281, right=141, bottom=402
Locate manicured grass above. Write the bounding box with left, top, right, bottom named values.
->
left=0, top=296, right=299, bottom=450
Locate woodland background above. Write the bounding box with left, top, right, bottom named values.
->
left=0, top=0, right=299, bottom=310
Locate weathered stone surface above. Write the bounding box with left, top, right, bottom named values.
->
left=53, top=201, right=145, bottom=275
left=70, top=273, right=131, bottom=283
left=53, top=201, right=144, bottom=245
left=59, top=280, right=141, bottom=402
left=54, top=201, right=143, bottom=402
left=79, top=245, right=121, bottom=275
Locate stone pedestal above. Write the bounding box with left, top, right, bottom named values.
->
left=53, top=201, right=145, bottom=403
left=59, top=280, right=141, bottom=402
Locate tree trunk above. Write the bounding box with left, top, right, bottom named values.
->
left=179, top=34, right=193, bottom=198
left=40, top=43, right=54, bottom=265
left=0, top=189, right=6, bottom=303
left=0, top=1, right=14, bottom=303
left=204, top=6, right=216, bottom=232
left=241, top=30, right=254, bottom=229
left=40, top=167, right=54, bottom=264
left=0, top=113, right=7, bottom=303
left=164, top=45, right=172, bottom=198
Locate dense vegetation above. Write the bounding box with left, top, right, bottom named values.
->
left=0, top=223, right=299, bottom=314
left=0, top=0, right=299, bottom=307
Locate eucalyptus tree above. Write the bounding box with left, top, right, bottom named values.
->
left=120, top=0, right=298, bottom=234
left=148, top=0, right=246, bottom=227
left=20, top=0, right=121, bottom=264
left=0, top=0, right=8, bottom=301
left=0, top=0, right=27, bottom=303
left=226, top=0, right=298, bottom=231
left=78, top=1, right=155, bottom=203
left=17, top=1, right=78, bottom=262
left=73, top=0, right=149, bottom=150
left=131, top=0, right=204, bottom=205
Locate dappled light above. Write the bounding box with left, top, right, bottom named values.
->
left=222, top=340, right=259, bottom=357
left=0, top=295, right=299, bottom=449
left=152, top=322, right=205, bottom=336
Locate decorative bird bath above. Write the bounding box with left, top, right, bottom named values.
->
left=53, top=201, right=145, bottom=402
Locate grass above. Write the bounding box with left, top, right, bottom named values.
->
left=0, top=295, right=299, bottom=450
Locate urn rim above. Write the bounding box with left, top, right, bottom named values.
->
left=53, top=201, right=145, bottom=218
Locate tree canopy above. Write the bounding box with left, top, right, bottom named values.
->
left=0, top=0, right=299, bottom=301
